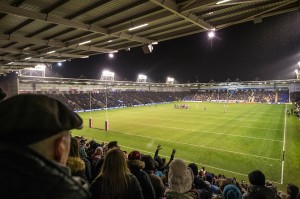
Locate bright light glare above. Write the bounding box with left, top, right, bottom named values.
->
left=138, top=74, right=147, bottom=80
left=128, top=23, right=148, bottom=31
left=208, top=31, right=215, bottom=38
left=295, top=69, right=298, bottom=74
left=167, top=77, right=174, bottom=81
left=109, top=53, right=114, bottom=58
left=79, top=40, right=91, bottom=45
left=298, top=62, right=300, bottom=67
left=58, top=62, right=62, bottom=66
left=102, top=70, right=115, bottom=77
left=47, top=51, right=56, bottom=54
left=216, top=0, right=231, bottom=4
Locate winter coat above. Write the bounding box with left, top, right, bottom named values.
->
left=165, top=189, right=199, bottom=199
left=147, top=171, right=165, bottom=199
left=0, top=143, right=91, bottom=199
left=128, top=160, right=156, bottom=199
left=243, top=185, right=278, bottom=199
left=90, top=173, right=143, bottom=199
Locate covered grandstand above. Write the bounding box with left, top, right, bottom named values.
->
left=0, top=74, right=297, bottom=111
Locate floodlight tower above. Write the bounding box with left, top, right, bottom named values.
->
left=100, top=70, right=115, bottom=131
left=295, top=69, right=300, bottom=79
left=137, top=74, right=147, bottom=83
left=19, top=64, right=46, bottom=77
left=166, top=77, right=174, bottom=85
left=100, top=70, right=115, bottom=81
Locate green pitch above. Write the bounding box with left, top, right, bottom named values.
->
left=73, top=102, right=300, bottom=190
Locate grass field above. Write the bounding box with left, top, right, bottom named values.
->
left=73, top=102, right=300, bottom=190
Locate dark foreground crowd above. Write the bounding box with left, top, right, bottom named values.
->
left=0, top=94, right=299, bottom=199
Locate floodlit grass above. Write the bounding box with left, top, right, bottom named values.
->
left=73, top=102, right=300, bottom=190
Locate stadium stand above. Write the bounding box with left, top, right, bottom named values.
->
left=42, top=90, right=290, bottom=112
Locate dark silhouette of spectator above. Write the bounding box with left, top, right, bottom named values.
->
left=128, top=150, right=155, bottom=199
left=67, top=137, right=88, bottom=182
left=0, top=88, right=6, bottom=101
left=90, top=148, right=143, bottom=199
left=0, top=94, right=90, bottom=198
left=243, top=170, right=277, bottom=199
left=287, top=183, right=299, bottom=199
left=188, top=163, right=212, bottom=198
left=142, top=155, right=165, bottom=199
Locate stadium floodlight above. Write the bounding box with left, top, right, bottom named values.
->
left=19, top=64, right=46, bottom=77
left=108, top=53, right=114, bottom=58
left=295, top=69, right=300, bottom=79
left=137, top=74, right=147, bottom=83
left=58, top=62, right=62, bottom=66
left=166, top=77, right=174, bottom=84
left=128, top=23, right=148, bottom=31
left=208, top=31, right=215, bottom=38
left=216, top=0, right=231, bottom=4
left=101, top=70, right=115, bottom=81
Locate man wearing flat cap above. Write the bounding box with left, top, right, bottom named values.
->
left=0, top=94, right=91, bottom=198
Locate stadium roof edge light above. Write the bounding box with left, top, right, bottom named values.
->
left=128, top=23, right=148, bottom=31
left=216, top=0, right=231, bottom=5
left=78, top=40, right=91, bottom=45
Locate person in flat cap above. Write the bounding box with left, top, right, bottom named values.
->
left=0, top=94, right=90, bottom=199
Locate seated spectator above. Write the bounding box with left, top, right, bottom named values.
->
left=0, top=88, right=6, bottom=101
left=287, top=183, right=299, bottom=199
left=90, top=148, right=143, bottom=199
left=67, top=137, right=88, bottom=182
left=142, top=155, right=165, bottom=199
left=128, top=150, right=155, bottom=199
left=91, top=146, right=103, bottom=165
left=243, top=170, right=277, bottom=199
left=222, top=184, right=242, bottom=199
left=165, top=158, right=199, bottom=199
left=188, top=163, right=212, bottom=199
left=0, top=94, right=90, bottom=198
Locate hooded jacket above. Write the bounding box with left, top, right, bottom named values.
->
left=128, top=159, right=156, bottom=199
left=67, top=156, right=88, bottom=182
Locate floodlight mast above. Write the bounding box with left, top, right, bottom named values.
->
left=89, top=91, right=93, bottom=128
left=137, top=74, right=147, bottom=83
left=166, top=77, right=174, bottom=84
left=19, top=64, right=46, bottom=77
left=100, top=70, right=115, bottom=131
left=295, top=69, right=300, bottom=79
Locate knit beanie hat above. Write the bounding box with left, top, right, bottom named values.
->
left=168, top=159, right=193, bottom=193
left=222, top=185, right=242, bottom=199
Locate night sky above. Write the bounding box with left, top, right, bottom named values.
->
left=50, top=11, right=300, bottom=83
